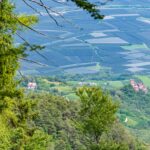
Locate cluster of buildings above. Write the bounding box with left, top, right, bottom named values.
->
left=78, top=82, right=97, bottom=86
left=27, top=82, right=37, bottom=90
left=130, top=79, right=148, bottom=93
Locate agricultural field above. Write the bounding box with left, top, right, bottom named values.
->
left=22, top=71, right=129, bottom=100
left=121, top=44, right=149, bottom=51
left=135, top=75, right=150, bottom=88
left=17, top=0, right=150, bottom=76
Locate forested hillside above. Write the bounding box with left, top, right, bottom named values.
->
left=28, top=90, right=147, bottom=150
left=117, top=85, right=150, bottom=144
left=20, top=73, right=150, bottom=148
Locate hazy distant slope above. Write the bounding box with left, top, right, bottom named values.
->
left=15, top=0, right=150, bottom=75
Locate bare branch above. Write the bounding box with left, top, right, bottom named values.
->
left=18, top=70, right=28, bottom=80
left=21, top=57, right=49, bottom=67
left=28, top=0, right=61, bottom=26
left=50, top=0, right=69, bottom=5
left=15, top=15, right=47, bottom=36
left=22, top=0, right=42, bottom=15
left=16, top=32, right=48, bottom=60
left=24, top=0, right=82, bottom=30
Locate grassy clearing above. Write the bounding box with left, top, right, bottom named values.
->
left=87, top=63, right=101, bottom=71
left=107, top=81, right=124, bottom=88
left=66, top=93, right=79, bottom=100
left=43, top=79, right=61, bottom=85
left=98, top=80, right=124, bottom=89
left=64, top=63, right=102, bottom=74
left=67, top=81, right=79, bottom=85
left=135, top=75, right=150, bottom=87
left=121, top=43, right=149, bottom=51
left=56, top=86, right=72, bottom=92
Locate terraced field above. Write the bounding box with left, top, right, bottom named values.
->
left=15, top=0, right=150, bottom=75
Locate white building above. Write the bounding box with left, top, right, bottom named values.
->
left=78, top=82, right=97, bottom=86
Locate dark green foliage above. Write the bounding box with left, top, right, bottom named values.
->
left=33, top=93, right=86, bottom=150
left=117, top=84, right=150, bottom=144
left=100, top=121, right=147, bottom=150
left=0, top=0, right=20, bottom=98
left=77, top=87, right=119, bottom=148
left=32, top=90, right=146, bottom=150
left=0, top=0, right=38, bottom=98
left=0, top=95, right=51, bottom=149
left=71, top=0, right=104, bottom=19
left=0, top=0, right=50, bottom=149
